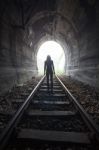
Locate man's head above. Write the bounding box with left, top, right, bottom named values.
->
left=47, top=55, right=51, bottom=61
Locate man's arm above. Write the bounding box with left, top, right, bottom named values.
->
left=52, top=61, right=55, bottom=74
left=44, top=61, right=46, bottom=75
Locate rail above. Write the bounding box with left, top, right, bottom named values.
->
left=0, top=75, right=45, bottom=150
left=0, top=75, right=99, bottom=150
left=56, top=75, right=99, bottom=139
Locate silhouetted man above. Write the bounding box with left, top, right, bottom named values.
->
left=44, top=55, right=55, bottom=91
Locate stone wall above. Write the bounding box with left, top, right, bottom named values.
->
left=0, top=2, right=37, bottom=95
left=57, top=0, right=99, bottom=87
left=69, top=0, right=99, bottom=87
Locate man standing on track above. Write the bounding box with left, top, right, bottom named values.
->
left=44, top=55, right=55, bottom=91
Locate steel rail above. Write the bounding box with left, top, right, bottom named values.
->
left=0, top=75, right=45, bottom=150
left=56, top=75, right=99, bottom=139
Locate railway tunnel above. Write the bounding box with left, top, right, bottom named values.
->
left=0, top=0, right=99, bottom=94
left=0, top=0, right=99, bottom=149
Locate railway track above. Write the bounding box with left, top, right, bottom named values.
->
left=0, top=75, right=99, bottom=150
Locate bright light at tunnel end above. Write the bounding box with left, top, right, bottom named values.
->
left=37, top=41, right=65, bottom=75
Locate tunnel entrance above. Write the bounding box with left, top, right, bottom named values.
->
left=37, top=41, right=65, bottom=75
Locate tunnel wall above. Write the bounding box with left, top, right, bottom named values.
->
left=0, top=13, right=37, bottom=95
left=69, top=1, right=99, bottom=87
left=57, top=0, right=99, bottom=87
left=73, top=24, right=99, bottom=87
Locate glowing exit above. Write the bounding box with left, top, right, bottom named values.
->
left=37, top=41, right=65, bottom=75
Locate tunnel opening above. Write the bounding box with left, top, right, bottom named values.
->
left=37, top=41, right=65, bottom=75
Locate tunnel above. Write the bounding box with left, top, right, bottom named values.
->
left=0, top=0, right=99, bottom=95
left=0, top=0, right=99, bottom=149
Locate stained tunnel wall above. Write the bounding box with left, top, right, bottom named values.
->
left=68, top=1, right=99, bottom=87
left=57, top=0, right=99, bottom=87
left=0, top=16, right=37, bottom=94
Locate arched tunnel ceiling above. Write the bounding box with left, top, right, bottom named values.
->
left=25, top=12, right=79, bottom=57
left=0, top=0, right=96, bottom=51
left=21, top=0, right=96, bottom=55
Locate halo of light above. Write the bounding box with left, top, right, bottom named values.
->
left=37, top=41, right=65, bottom=74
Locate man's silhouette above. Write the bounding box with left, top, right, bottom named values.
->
left=44, top=55, right=55, bottom=91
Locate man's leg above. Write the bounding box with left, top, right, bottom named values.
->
left=50, top=73, right=53, bottom=91
left=46, top=73, right=49, bottom=90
